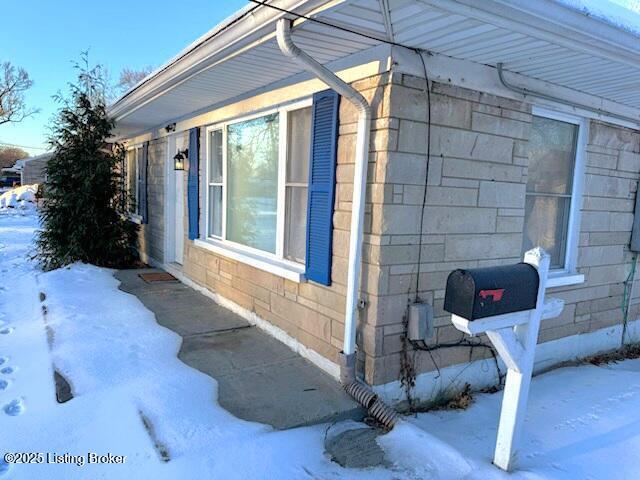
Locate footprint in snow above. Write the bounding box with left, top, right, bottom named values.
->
left=0, top=327, right=13, bottom=335
left=0, top=357, right=7, bottom=366
left=0, top=459, right=10, bottom=476
left=0, top=366, right=15, bottom=375
left=0, top=379, right=9, bottom=391
left=3, top=398, right=25, bottom=416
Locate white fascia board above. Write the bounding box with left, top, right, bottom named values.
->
left=392, top=46, right=640, bottom=129
left=416, top=0, right=640, bottom=68
left=109, top=0, right=340, bottom=121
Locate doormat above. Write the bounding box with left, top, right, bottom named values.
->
left=138, top=272, right=179, bottom=283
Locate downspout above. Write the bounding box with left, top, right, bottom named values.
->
left=276, top=19, right=397, bottom=428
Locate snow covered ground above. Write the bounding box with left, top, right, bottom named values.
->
left=1, top=203, right=640, bottom=479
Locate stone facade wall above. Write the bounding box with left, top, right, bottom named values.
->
left=367, top=72, right=640, bottom=386
left=133, top=68, right=640, bottom=389
left=138, top=137, right=166, bottom=264
left=573, top=121, right=640, bottom=333
left=180, top=72, right=394, bottom=369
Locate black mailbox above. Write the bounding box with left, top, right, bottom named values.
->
left=444, top=263, right=539, bottom=321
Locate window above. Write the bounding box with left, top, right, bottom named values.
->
left=522, top=108, right=584, bottom=272
left=204, top=101, right=312, bottom=265
left=284, top=107, right=311, bottom=263
left=125, top=146, right=143, bottom=217
left=208, top=130, right=223, bottom=238
left=227, top=113, right=279, bottom=253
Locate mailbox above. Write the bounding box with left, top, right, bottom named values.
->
left=444, top=263, right=539, bottom=321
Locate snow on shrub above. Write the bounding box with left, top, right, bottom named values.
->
left=0, top=184, right=38, bottom=212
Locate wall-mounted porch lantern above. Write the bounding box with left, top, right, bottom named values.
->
left=173, top=149, right=188, bottom=171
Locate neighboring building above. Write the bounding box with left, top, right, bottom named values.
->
left=109, top=0, right=640, bottom=404
left=20, top=153, right=52, bottom=185
left=0, top=166, right=21, bottom=187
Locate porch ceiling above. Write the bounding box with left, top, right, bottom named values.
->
left=111, top=0, right=640, bottom=138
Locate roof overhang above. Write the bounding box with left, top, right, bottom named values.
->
left=110, top=0, right=640, bottom=139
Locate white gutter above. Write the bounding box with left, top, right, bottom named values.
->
left=497, top=62, right=640, bottom=126
left=276, top=19, right=370, bottom=378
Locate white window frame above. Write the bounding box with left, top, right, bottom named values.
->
left=125, top=144, right=143, bottom=224
left=529, top=106, right=587, bottom=288
left=196, top=98, right=312, bottom=282
left=206, top=128, right=225, bottom=240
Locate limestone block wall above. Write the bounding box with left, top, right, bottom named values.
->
left=568, top=121, right=640, bottom=337
left=368, top=72, right=640, bottom=386
left=133, top=68, right=640, bottom=389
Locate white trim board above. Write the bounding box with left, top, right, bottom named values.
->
left=374, top=318, right=640, bottom=406
left=193, top=239, right=305, bottom=283
left=162, top=263, right=340, bottom=380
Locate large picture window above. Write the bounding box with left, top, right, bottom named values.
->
left=227, top=113, right=279, bottom=253
left=204, top=101, right=312, bottom=265
left=522, top=109, right=584, bottom=272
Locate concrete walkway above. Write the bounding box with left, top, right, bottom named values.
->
left=115, top=268, right=363, bottom=430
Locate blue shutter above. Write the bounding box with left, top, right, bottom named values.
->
left=305, top=90, right=340, bottom=285
left=187, top=128, right=200, bottom=240
left=139, top=142, right=149, bottom=224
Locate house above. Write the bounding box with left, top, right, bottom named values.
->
left=20, top=153, right=53, bottom=185
left=109, top=0, right=640, bottom=404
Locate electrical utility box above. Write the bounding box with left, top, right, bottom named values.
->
left=443, top=264, right=539, bottom=321
left=408, top=302, right=434, bottom=340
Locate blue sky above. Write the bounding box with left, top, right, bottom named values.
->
left=0, top=0, right=248, bottom=155
left=2, top=0, right=639, bottom=156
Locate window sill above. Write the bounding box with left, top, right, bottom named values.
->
left=193, top=238, right=306, bottom=283
left=546, top=273, right=585, bottom=289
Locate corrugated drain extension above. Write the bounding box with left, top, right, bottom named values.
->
left=368, top=398, right=399, bottom=429
left=344, top=381, right=377, bottom=409
left=344, top=382, right=398, bottom=429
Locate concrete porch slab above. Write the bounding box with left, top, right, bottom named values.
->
left=115, top=268, right=363, bottom=430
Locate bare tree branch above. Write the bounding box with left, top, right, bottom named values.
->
left=0, top=146, right=29, bottom=169
left=0, top=61, right=39, bottom=126
left=116, top=66, right=153, bottom=95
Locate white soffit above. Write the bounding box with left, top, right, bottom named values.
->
left=385, top=0, right=640, bottom=107
left=113, top=0, right=640, bottom=137
left=112, top=0, right=380, bottom=138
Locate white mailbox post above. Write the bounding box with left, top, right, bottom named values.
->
left=449, top=247, right=564, bottom=471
